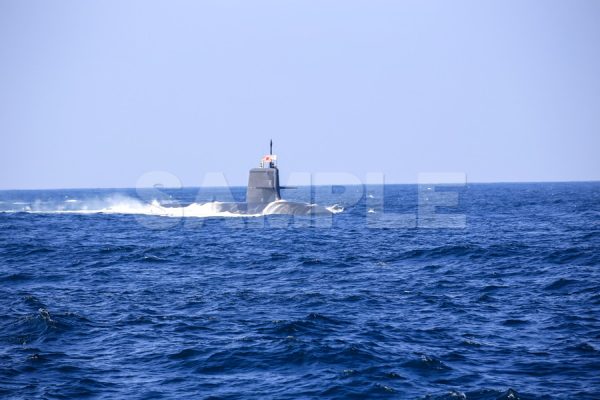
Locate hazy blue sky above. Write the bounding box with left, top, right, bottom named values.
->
left=1, top=0, right=599, bottom=189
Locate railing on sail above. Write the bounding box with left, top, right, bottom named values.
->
left=260, top=154, right=277, bottom=168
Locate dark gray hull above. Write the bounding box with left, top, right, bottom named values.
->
left=209, top=200, right=334, bottom=216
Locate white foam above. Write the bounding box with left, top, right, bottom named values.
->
left=3, top=195, right=343, bottom=218
left=327, top=204, right=344, bottom=214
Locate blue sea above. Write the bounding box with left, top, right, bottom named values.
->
left=1, top=182, right=599, bottom=399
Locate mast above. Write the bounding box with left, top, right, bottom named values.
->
left=268, top=140, right=275, bottom=168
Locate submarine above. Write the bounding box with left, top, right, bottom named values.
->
left=210, top=141, right=335, bottom=216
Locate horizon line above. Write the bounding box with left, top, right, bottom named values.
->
left=0, top=178, right=599, bottom=192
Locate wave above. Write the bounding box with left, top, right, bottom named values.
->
left=0, top=195, right=343, bottom=218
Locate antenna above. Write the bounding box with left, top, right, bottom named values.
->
left=270, top=139, right=273, bottom=155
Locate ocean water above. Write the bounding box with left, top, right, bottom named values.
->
left=0, top=182, right=599, bottom=399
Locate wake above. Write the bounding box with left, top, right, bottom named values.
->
left=1, top=195, right=343, bottom=218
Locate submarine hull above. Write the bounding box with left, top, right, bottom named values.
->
left=209, top=200, right=333, bottom=216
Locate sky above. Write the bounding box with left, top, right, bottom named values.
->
left=0, top=0, right=599, bottom=189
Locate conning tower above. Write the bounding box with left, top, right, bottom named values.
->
left=246, top=140, right=281, bottom=205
